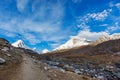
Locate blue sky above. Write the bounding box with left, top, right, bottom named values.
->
left=0, top=0, right=120, bottom=51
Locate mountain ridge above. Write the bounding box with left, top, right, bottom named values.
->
left=55, top=33, right=120, bottom=50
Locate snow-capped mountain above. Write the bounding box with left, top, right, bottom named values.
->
left=12, top=40, right=28, bottom=49
left=55, top=33, right=120, bottom=50
left=93, top=33, right=120, bottom=45
left=42, top=49, right=49, bottom=53
left=12, top=40, right=39, bottom=53
left=55, top=36, right=92, bottom=50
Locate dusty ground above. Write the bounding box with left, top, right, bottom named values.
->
left=0, top=53, right=95, bottom=80
left=0, top=54, right=50, bottom=80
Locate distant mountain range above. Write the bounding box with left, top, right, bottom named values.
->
left=55, top=33, right=120, bottom=50
left=12, top=40, right=49, bottom=54
left=12, top=33, right=120, bottom=52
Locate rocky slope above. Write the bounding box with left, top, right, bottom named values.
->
left=0, top=38, right=22, bottom=67
left=0, top=38, right=93, bottom=80
left=1, top=38, right=120, bottom=80
left=40, top=39, right=120, bottom=80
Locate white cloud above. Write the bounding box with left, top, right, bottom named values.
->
left=0, top=0, right=68, bottom=46
left=98, top=24, right=108, bottom=27
left=115, top=3, right=120, bottom=9
left=77, top=9, right=111, bottom=30
left=77, top=30, right=109, bottom=41
left=0, top=18, right=67, bottom=45
left=105, top=22, right=120, bottom=33
left=31, top=0, right=64, bottom=21
left=22, top=33, right=40, bottom=45
left=16, top=0, right=29, bottom=12
left=87, top=9, right=111, bottom=20
left=0, top=29, right=17, bottom=38
left=109, top=2, right=120, bottom=10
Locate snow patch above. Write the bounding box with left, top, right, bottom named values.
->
left=42, top=49, right=49, bottom=53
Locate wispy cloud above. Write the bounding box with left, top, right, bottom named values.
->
left=87, top=9, right=111, bottom=20
left=0, top=0, right=70, bottom=46
left=77, top=9, right=111, bottom=30
left=16, top=0, right=29, bottom=12
left=105, top=22, right=120, bottom=33
left=115, top=3, right=120, bottom=9
left=77, top=29, right=109, bottom=41
left=72, top=0, right=82, bottom=3
left=109, top=2, right=120, bottom=10
left=0, top=0, right=120, bottom=50
left=98, top=24, right=108, bottom=27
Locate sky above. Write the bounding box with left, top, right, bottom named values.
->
left=0, top=0, right=120, bottom=51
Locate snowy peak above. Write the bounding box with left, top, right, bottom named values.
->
left=55, top=33, right=120, bottom=50
left=93, top=33, right=120, bottom=45
left=42, top=49, right=49, bottom=53
left=12, top=40, right=27, bottom=49
left=55, top=37, right=92, bottom=50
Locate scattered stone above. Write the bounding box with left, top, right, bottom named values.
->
left=6, top=53, right=11, bottom=57
left=53, top=74, right=57, bottom=77
left=74, top=69, right=82, bottom=74
left=115, top=52, right=120, bottom=55
left=58, top=68, right=65, bottom=73
left=0, top=58, right=6, bottom=64
left=112, top=70, right=120, bottom=78
left=1, top=47, right=9, bottom=52
left=44, top=66, right=48, bottom=70
left=115, top=62, right=120, bottom=68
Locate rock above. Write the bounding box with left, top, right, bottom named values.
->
left=1, top=47, right=9, bottom=52
left=44, top=66, right=48, bottom=71
left=6, top=53, right=11, bottom=57
left=0, top=58, right=6, bottom=64
left=74, top=69, right=82, bottom=74
left=58, top=68, right=65, bottom=73
left=115, top=62, right=120, bottom=68
left=112, top=70, right=120, bottom=78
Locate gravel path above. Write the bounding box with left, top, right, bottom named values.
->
left=0, top=54, right=50, bottom=80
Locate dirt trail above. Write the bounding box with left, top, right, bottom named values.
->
left=0, top=54, right=51, bottom=80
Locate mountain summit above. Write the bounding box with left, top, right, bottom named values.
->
left=55, top=37, right=92, bottom=50
left=12, top=40, right=28, bottom=49
left=42, top=49, right=49, bottom=53
left=55, top=33, right=120, bottom=50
